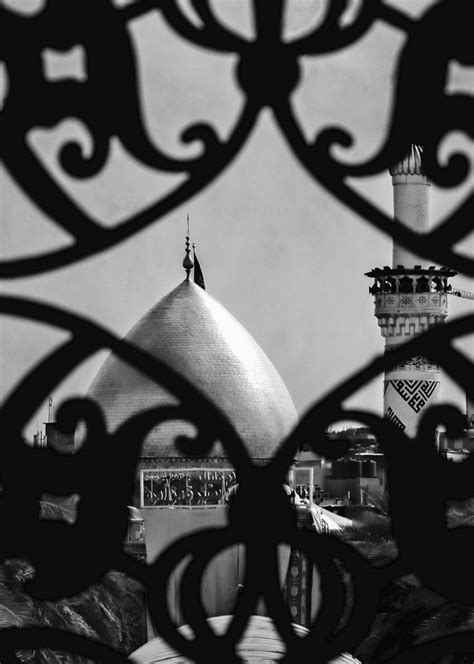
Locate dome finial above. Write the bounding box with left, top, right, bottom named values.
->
left=183, top=214, right=194, bottom=279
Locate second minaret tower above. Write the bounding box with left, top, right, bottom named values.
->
left=366, top=146, right=456, bottom=437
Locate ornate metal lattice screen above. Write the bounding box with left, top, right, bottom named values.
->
left=1, top=1, right=473, bottom=662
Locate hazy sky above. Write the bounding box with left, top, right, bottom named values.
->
left=1, top=0, right=472, bottom=439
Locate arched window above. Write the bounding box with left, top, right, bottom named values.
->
left=399, top=276, right=413, bottom=293
left=433, top=277, right=442, bottom=292
left=416, top=276, right=428, bottom=292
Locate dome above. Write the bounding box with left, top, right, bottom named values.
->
left=88, top=280, right=297, bottom=459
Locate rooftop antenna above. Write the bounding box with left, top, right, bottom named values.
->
left=182, top=213, right=194, bottom=280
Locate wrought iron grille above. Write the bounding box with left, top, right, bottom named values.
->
left=1, top=0, right=473, bottom=662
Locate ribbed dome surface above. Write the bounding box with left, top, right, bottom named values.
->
left=88, top=280, right=297, bottom=459
left=389, top=144, right=425, bottom=176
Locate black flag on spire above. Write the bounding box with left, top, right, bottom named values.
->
left=193, top=245, right=206, bottom=290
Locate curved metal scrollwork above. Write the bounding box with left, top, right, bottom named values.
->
left=1, top=0, right=473, bottom=662
left=1, top=294, right=472, bottom=660
left=1, top=0, right=473, bottom=277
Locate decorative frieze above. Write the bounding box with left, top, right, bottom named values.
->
left=375, top=292, right=448, bottom=316
left=385, top=354, right=439, bottom=372
left=384, top=375, right=440, bottom=437
left=388, top=379, right=438, bottom=414
left=384, top=406, right=406, bottom=431
left=378, top=314, right=446, bottom=345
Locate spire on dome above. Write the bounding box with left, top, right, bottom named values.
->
left=182, top=214, right=194, bottom=279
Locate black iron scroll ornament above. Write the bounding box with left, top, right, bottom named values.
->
left=1, top=0, right=472, bottom=662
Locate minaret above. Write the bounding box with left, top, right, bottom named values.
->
left=366, top=146, right=457, bottom=437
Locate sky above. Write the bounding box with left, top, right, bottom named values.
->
left=1, top=0, right=472, bottom=439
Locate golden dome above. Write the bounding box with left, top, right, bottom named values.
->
left=88, top=280, right=297, bottom=459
